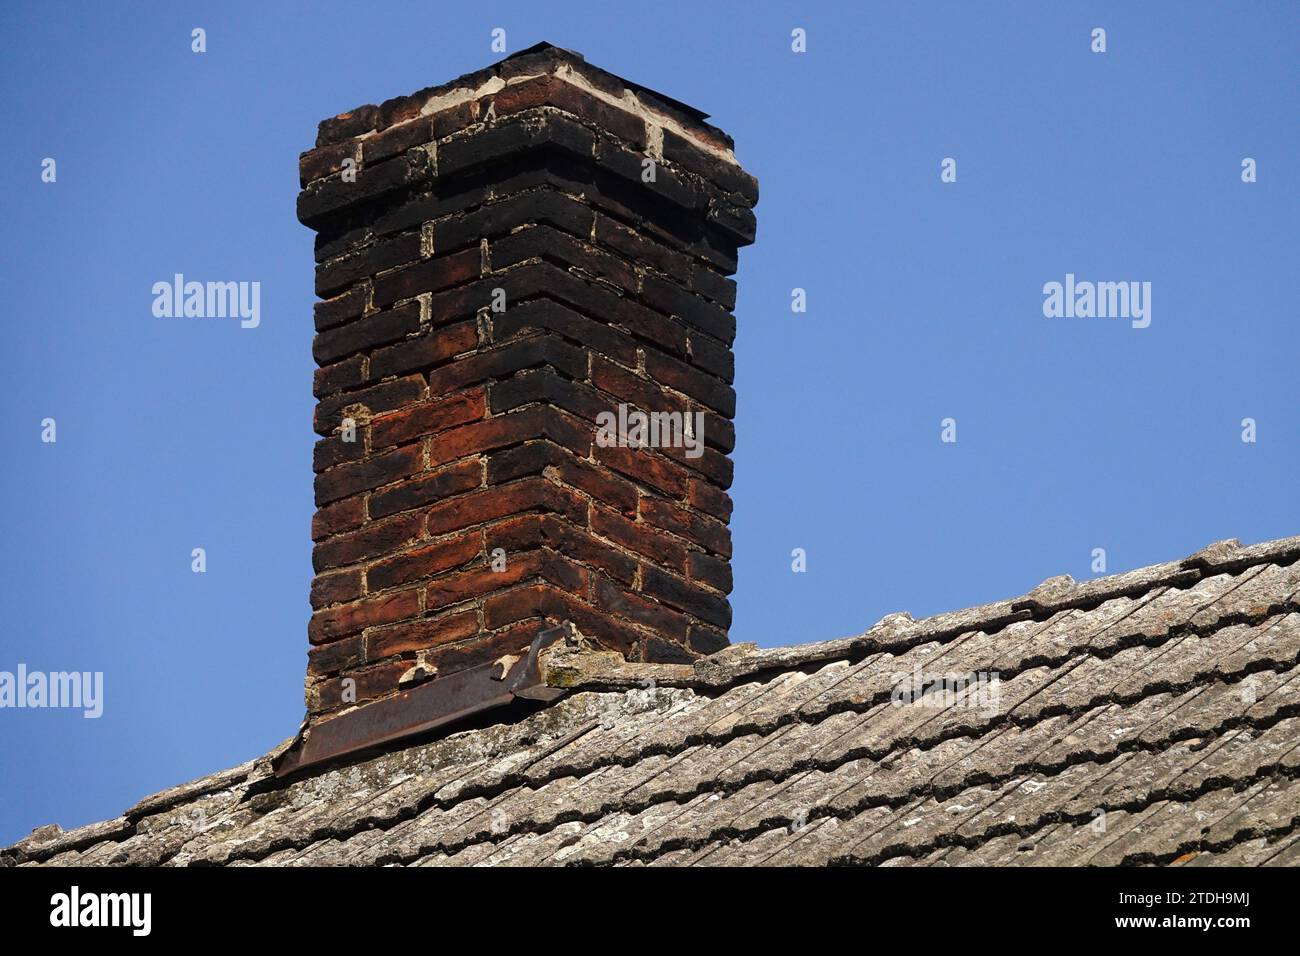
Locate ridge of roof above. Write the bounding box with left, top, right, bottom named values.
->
left=6, top=532, right=1297, bottom=866
left=542, top=534, right=1300, bottom=693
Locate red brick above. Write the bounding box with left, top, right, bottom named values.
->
left=640, top=497, right=731, bottom=556
left=641, top=565, right=731, bottom=629
left=427, top=405, right=591, bottom=465
left=313, top=300, right=420, bottom=364
left=687, top=478, right=732, bottom=522
left=313, top=513, right=422, bottom=572
left=314, top=443, right=422, bottom=506
left=371, top=389, right=486, bottom=449
left=372, top=246, right=482, bottom=309
left=313, top=284, right=369, bottom=331
left=368, top=319, right=478, bottom=381
left=366, top=609, right=479, bottom=660
left=594, top=444, right=689, bottom=498
left=593, top=575, right=688, bottom=641
left=313, top=354, right=367, bottom=399
left=482, top=583, right=574, bottom=629
left=424, top=548, right=585, bottom=610
left=369, top=457, right=484, bottom=520
left=308, top=588, right=421, bottom=644
left=425, top=335, right=588, bottom=397
left=314, top=375, right=424, bottom=436
left=309, top=659, right=408, bottom=715
left=487, top=514, right=637, bottom=584
left=310, top=569, right=364, bottom=609
left=642, top=347, right=735, bottom=417
left=423, top=477, right=585, bottom=537
left=590, top=506, right=687, bottom=572
left=685, top=551, right=732, bottom=594
left=366, top=531, right=481, bottom=592
left=307, top=633, right=365, bottom=676
left=311, top=495, right=367, bottom=541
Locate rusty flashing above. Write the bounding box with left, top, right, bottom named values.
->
left=275, top=625, right=571, bottom=777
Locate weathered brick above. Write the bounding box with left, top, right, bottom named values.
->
left=316, top=105, right=380, bottom=147
left=590, top=505, right=687, bottom=572
left=686, top=331, right=734, bottom=383
left=427, top=405, right=592, bottom=467
left=593, top=135, right=706, bottom=212
left=315, top=233, right=423, bottom=298
left=490, top=224, right=642, bottom=294
left=425, top=334, right=588, bottom=397
left=313, top=354, right=367, bottom=398
left=313, top=301, right=421, bottom=366
left=308, top=588, right=421, bottom=644
left=300, top=140, right=359, bottom=187
left=687, top=478, right=732, bottom=522
left=312, top=431, right=367, bottom=473
left=641, top=274, right=735, bottom=345
left=593, top=574, right=688, bottom=641
left=307, top=633, right=365, bottom=676
left=368, top=319, right=478, bottom=381
left=590, top=355, right=734, bottom=453
left=313, top=513, right=422, bottom=572
left=368, top=457, right=483, bottom=520
left=311, top=495, right=367, bottom=541
left=482, top=583, right=575, bottom=629
left=371, top=389, right=485, bottom=450
left=686, top=551, right=732, bottom=595
left=641, top=636, right=695, bottom=664
left=437, top=112, right=595, bottom=179
left=594, top=444, right=689, bottom=498
left=640, top=497, right=731, bottom=556
left=366, top=531, right=481, bottom=592
left=487, top=513, right=637, bottom=585
left=298, top=150, right=427, bottom=228
left=314, top=285, right=369, bottom=331
left=488, top=76, right=647, bottom=148
left=366, top=610, right=479, bottom=661
left=661, top=129, right=759, bottom=204
left=314, top=376, right=425, bottom=436
left=361, top=117, right=433, bottom=166
left=314, top=443, right=422, bottom=506
left=371, top=246, right=481, bottom=308
left=425, top=548, right=585, bottom=610
left=424, top=477, right=584, bottom=537
left=642, top=348, right=735, bottom=417
left=309, top=659, right=408, bottom=715
left=551, top=454, right=640, bottom=516
left=641, top=565, right=731, bottom=629
left=488, top=368, right=608, bottom=421
left=688, top=262, right=737, bottom=309
left=431, top=188, right=595, bottom=253
left=687, top=623, right=729, bottom=655
left=490, top=298, right=638, bottom=365
left=419, top=620, right=541, bottom=677
left=310, top=569, right=365, bottom=609
left=593, top=213, right=690, bottom=282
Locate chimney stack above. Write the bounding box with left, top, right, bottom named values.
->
left=295, top=44, right=757, bottom=740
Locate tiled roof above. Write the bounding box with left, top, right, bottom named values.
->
left=7, top=534, right=1300, bottom=867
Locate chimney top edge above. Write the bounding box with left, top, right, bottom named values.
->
left=312, top=42, right=736, bottom=158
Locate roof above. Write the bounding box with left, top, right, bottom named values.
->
left=6, top=533, right=1300, bottom=867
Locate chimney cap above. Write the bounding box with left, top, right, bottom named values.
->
left=314, top=40, right=728, bottom=150
left=502, top=41, right=714, bottom=122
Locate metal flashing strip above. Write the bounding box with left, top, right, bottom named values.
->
left=274, top=626, right=570, bottom=777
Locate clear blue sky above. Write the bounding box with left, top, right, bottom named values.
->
left=1, top=1, right=1296, bottom=845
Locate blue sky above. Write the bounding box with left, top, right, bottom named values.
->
left=1, top=1, right=1295, bottom=845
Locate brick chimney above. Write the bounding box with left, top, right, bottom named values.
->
left=293, top=43, right=757, bottom=747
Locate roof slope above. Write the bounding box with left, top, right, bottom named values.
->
left=7, top=535, right=1300, bottom=867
